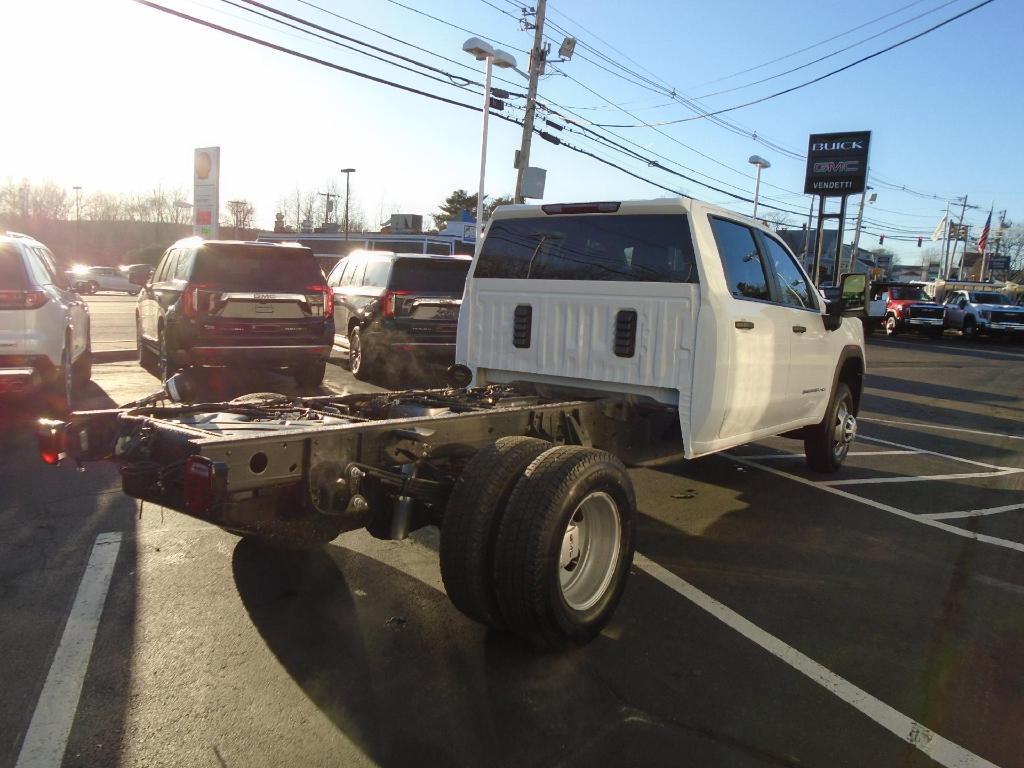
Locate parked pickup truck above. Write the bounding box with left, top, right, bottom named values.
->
left=942, top=289, right=1024, bottom=338
left=870, top=282, right=945, bottom=337
left=38, top=198, right=868, bottom=650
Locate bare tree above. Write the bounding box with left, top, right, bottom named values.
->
left=763, top=211, right=793, bottom=231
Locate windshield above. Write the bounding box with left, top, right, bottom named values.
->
left=389, top=259, right=470, bottom=294
left=970, top=292, right=1010, bottom=304
left=890, top=286, right=928, bottom=301
left=476, top=214, right=698, bottom=282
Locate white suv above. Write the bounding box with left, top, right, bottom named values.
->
left=0, top=232, right=91, bottom=408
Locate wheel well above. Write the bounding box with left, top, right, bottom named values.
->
left=839, top=357, right=864, bottom=413
left=348, top=317, right=360, bottom=334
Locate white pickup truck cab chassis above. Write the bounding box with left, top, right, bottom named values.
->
left=41, top=198, right=867, bottom=650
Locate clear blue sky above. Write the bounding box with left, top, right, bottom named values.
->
left=2, top=0, right=1019, bottom=263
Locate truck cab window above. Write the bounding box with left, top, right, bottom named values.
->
left=709, top=217, right=771, bottom=302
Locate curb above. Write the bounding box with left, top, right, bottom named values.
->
left=93, top=350, right=137, bottom=364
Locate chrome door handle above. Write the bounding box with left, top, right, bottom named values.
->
left=792, top=325, right=807, bottom=334
left=734, top=320, right=754, bottom=330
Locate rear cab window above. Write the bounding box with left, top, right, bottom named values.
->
left=390, top=258, right=470, bottom=293
left=191, top=245, right=322, bottom=289
left=0, top=244, right=29, bottom=289
left=475, top=213, right=698, bottom=283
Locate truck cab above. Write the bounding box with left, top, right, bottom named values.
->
left=457, top=198, right=866, bottom=461
left=943, top=289, right=1024, bottom=338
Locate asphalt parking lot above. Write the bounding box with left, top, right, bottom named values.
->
left=2, top=332, right=1023, bottom=768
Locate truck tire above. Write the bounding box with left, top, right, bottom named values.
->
left=804, top=382, right=856, bottom=473
left=440, top=436, right=551, bottom=630
left=962, top=317, right=977, bottom=339
left=884, top=314, right=898, bottom=336
left=494, top=446, right=636, bottom=650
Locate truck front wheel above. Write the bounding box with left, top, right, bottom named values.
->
left=804, top=382, right=856, bottom=473
left=440, top=436, right=551, bottom=629
left=494, top=446, right=636, bottom=650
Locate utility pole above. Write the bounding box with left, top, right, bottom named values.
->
left=72, top=186, right=82, bottom=264
left=513, top=0, right=547, bottom=204
left=340, top=168, right=356, bottom=240
left=949, top=195, right=970, bottom=280
left=939, top=201, right=951, bottom=279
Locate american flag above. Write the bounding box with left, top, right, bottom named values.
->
left=977, top=207, right=993, bottom=255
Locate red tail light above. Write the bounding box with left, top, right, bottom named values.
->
left=382, top=290, right=412, bottom=318
left=37, top=419, right=67, bottom=465
left=0, top=290, right=48, bottom=310
left=180, top=283, right=216, bottom=317
left=184, top=456, right=226, bottom=515
left=305, top=283, right=333, bottom=318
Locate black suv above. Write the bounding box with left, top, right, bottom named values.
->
left=326, top=251, right=471, bottom=380
left=134, top=240, right=334, bottom=385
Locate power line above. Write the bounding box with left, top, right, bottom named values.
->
left=686, top=0, right=932, bottom=88
left=380, top=0, right=529, bottom=55
left=590, top=0, right=997, bottom=125
left=693, top=0, right=962, bottom=100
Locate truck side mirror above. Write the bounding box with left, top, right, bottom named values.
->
left=838, top=272, right=867, bottom=313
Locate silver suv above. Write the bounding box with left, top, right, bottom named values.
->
left=0, top=232, right=91, bottom=408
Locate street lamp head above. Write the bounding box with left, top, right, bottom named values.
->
left=463, top=37, right=495, bottom=61
left=340, top=168, right=356, bottom=173
left=748, top=155, right=771, bottom=169
left=492, top=49, right=517, bottom=69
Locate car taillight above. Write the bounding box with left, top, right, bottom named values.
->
left=184, top=456, right=226, bottom=515
left=0, top=290, right=48, bottom=310
left=180, top=283, right=216, bottom=317
left=37, top=418, right=67, bottom=465
left=382, top=290, right=412, bottom=318
left=305, top=283, right=333, bottom=318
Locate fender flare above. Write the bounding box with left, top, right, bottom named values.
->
left=831, top=345, right=865, bottom=415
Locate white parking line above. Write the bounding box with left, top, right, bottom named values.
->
left=924, top=503, right=1024, bottom=521
left=15, top=532, right=122, bottom=768
left=820, top=468, right=1022, bottom=486
left=633, top=554, right=999, bottom=768
left=725, top=455, right=1024, bottom=555
left=857, top=435, right=1011, bottom=470
left=744, top=450, right=917, bottom=460
left=858, top=417, right=1024, bottom=441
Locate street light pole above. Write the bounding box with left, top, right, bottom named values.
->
left=463, top=38, right=517, bottom=250
left=748, top=156, right=770, bottom=219
left=72, top=186, right=82, bottom=263
left=340, top=168, right=356, bottom=240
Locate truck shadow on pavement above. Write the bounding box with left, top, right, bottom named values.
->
left=229, top=536, right=801, bottom=768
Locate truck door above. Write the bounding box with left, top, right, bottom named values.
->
left=708, top=217, right=791, bottom=437
left=756, top=232, right=831, bottom=424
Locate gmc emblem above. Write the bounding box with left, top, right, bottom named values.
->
left=813, top=160, right=860, bottom=173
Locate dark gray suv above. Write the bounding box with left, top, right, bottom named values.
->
left=326, top=251, right=471, bottom=381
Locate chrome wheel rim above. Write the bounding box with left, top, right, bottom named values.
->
left=832, top=399, right=856, bottom=461
left=885, top=317, right=895, bottom=335
left=349, top=334, right=361, bottom=373
left=559, top=491, right=622, bottom=611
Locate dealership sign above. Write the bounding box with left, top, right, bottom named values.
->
left=804, top=131, right=871, bottom=196
left=193, top=146, right=220, bottom=238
